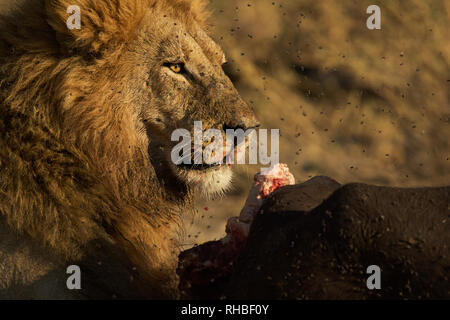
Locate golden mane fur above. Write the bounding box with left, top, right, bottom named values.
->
left=0, top=0, right=212, bottom=299
left=0, top=0, right=258, bottom=298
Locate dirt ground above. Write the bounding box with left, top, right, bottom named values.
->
left=184, top=0, right=450, bottom=247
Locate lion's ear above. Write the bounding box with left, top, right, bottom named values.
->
left=45, top=0, right=145, bottom=54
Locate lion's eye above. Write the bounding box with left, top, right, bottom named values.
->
left=167, top=63, right=184, bottom=74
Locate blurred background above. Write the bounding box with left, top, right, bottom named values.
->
left=184, top=0, right=450, bottom=247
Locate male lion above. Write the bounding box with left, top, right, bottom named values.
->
left=0, top=0, right=258, bottom=299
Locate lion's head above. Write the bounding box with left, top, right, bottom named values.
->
left=0, top=0, right=259, bottom=298
left=41, top=0, right=259, bottom=198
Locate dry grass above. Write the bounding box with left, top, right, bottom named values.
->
left=186, top=0, right=450, bottom=246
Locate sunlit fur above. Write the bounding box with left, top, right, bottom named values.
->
left=0, top=0, right=257, bottom=298
left=178, top=165, right=233, bottom=198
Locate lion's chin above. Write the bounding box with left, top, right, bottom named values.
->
left=176, top=165, right=233, bottom=198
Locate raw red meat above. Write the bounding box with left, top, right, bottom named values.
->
left=177, top=164, right=295, bottom=297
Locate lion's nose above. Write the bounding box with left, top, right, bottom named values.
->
left=224, top=102, right=260, bottom=132
left=242, top=113, right=261, bottom=130
left=223, top=115, right=260, bottom=132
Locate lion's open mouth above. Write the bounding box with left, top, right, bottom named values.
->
left=176, top=150, right=232, bottom=171
left=177, top=154, right=229, bottom=171
left=178, top=162, right=221, bottom=171
left=173, top=153, right=233, bottom=196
